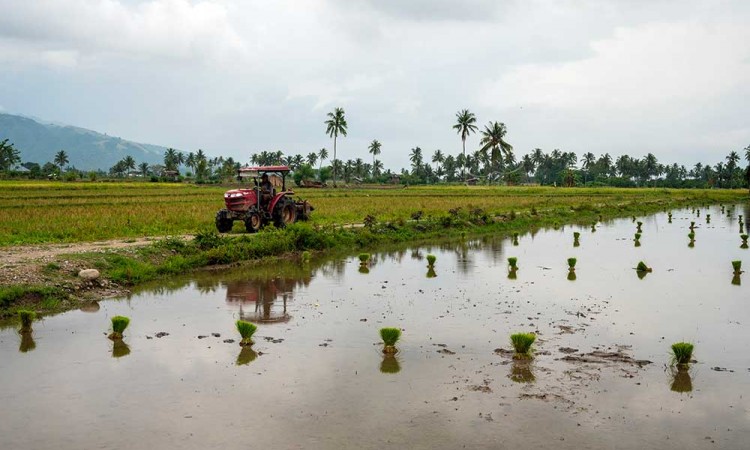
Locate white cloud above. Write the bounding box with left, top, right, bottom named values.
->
left=482, top=21, right=750, bottom=111
left=0, top=0, right=247, bottom=67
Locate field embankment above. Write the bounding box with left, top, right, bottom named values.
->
left=0, top=181, right=747, bottom=319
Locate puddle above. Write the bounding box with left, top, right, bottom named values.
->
left=1, top=204, right=749, bottom=449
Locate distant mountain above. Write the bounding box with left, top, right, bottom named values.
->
left=0, top=113, right=170, bottom=170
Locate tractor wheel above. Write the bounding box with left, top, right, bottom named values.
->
left=215, top=209, right=233, bottom=233
left=245, top=210, right=262, bottom=233
left=273, top=198, right=297, bottom=228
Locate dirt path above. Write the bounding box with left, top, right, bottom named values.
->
left=0, top=235, right=194, bottom=266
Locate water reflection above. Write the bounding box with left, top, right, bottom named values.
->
left=567, top=270, right=577, bottom=281
left=670, top=367, right=693, bottom=393
left=731, top=274, right=741, bottom=286
left=380, top=355, right=401, bottom=374
left=236, top=347, right=258, bottom=366
left=79, top=301, right=100, bottom=313
left=426, top=267, right=437, bottom=278
left=19, top=331, right=35, bottom=353
left=509, top=360, right=535, bottom=383
left=358, top=264, right=370, bottom=274
left=112, top=340, right=130, bottom=358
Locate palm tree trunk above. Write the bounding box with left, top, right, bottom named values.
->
left=333, top=135, right=338, bottom=187
left=462, top=138, right=466, bottom=183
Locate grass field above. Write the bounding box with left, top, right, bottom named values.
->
left=0, top=181, right=746, bottom=246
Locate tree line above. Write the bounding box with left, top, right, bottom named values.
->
left=2, top=108, right=749, bottom=189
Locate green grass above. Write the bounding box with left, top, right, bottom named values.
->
left=18, top=310, right=36, bottom=331
left=0, top=181, right=745, bottom=246
left=510, top=332, right=536, bottom=357
left=507, top=257, right=518, bottom=269
left=567, top=257, right=577, bottom=269
left=236, top=320, right=258, bottom=346
left=426, top=254, right=436, bottom=266
left=0, top=285, right=67, bottom=312
left=380, top=327, right=401, bottom=353
left=109, top=316, right=130, bottom=339
left=671, top=342, right=694, bottom=366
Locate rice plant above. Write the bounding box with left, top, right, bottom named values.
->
left=591, top=223, right=596, bottom=232
left=567, top=257, right=577, bottom=270
left=512, top=232, right=519, bottom=246
left=671, top=342, right=694, bottom=366
left=510, top=332, right=536, bottom=358
left=358, top=253, right=370, bottom=264
left=236, top=320, right=258, bottom=346
left=706, top=214, right=711, bottom=223
left=108, top=316, right=130, bottom=340
left=18, top=310, right=36, bottom=332
left=741, top=234, right=748, bottom=249
left=690, top=221, right=695, bottom=229
left=507, top=257, right=518, bottom=269
left=732, top=260, right=742, bottom=274
left=687, top=231, right=695, bottom=241
left=636, top=221, right=643, bottom=232
left=426, top=254, right=436, bottom=267
left=380, top=327, right=402, bottom=354
left=634, top=233, right=641, bottom=241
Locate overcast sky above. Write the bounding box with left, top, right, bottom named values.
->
left=1, top=0, right=748, bottom=169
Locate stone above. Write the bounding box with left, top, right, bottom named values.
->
left=78, top=269, right=100, bottom=280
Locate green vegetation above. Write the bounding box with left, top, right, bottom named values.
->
left=671, top=342, right=694, bottom=366
left=507, top=257, right=518, bottom=269
left=567, top=257, right=577, bottom=270
left=0, top=285, right=66, bottom=312
left=109, top=316, right=130, bottom=340
left=18, top=310, right=36, bottom=332
left=636, top=221, right=643, bottom=232
left=510, top=332, right=536, bottom=358
left=741, top=234, right=748, bottom=249
left=0, top=182, right=745, bottom=246
left=236, top=320, right=258, bottom=346
left=380, top=327, right=401, bottom=354
left=236, top=347, right=258, bottom=365
left=426, top=254, right=436, bottom=267
left=112, top=340, right=130, bottom=358
left=358, top=253, right=370, bottom=263
left=732, top=260, right=742, bottom=274
left=301, top=250, right=311, bottom=262
left=426, top=267, right=437, bottom=278
left=19, top=331, right=35, bottom=353
left=670, top=367, right=693, bottom=393
left=573, top=231, right=580, bottom=247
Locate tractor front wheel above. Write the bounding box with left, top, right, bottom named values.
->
left=245, top=210, right=262, bottom=233
left=273, top=199, right=297, bottom=228
left=215, top=209, right=233, bottom=233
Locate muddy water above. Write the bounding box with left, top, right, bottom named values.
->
left=1, top=204, right=749, bottom=449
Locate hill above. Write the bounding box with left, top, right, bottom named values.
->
left=0, top=113, right=170, bottom=170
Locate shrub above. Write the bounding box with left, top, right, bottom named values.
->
left=426, top=254, right=436, bottom=266
left=236, top=320, right=258, bottom=346
left=510, top=332, right=536, bottom=358
left=671, top=342, right=694, bottom=366
left=109, top=316, right=130, bottom=340
left=567, top=258, right=577, bottom=269
left=194, top=229, right=223, bottom=250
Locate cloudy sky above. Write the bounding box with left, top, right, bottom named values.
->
left=1, top=0, right=749, bottom=169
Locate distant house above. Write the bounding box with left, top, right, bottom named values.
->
left=10, top=165, right=30, bottom=173
left=466, top=177, right=479, bottom=186
left=389, top=174, right=401, bottom=184
left=162, top=170, right=179, bottom=181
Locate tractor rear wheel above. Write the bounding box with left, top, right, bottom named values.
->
left=245, top=210, right=262, bottom=233
left=273, top=198, right=297, bottom=228
left=215, top=209, right=233, bottom=233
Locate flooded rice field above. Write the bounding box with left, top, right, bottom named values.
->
left=2, top=204, right=749, bottom=449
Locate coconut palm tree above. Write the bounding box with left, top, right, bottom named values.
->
left=139, top=162, right=149, bottom=177
left=325, top=107, right=348, bottom=186
left=452, top=109, right=478, bottom=182
left=306, top=152, right=318, bottom=167
left=478, top=121, right=513, bottom=183
left=317, top=147, right=328, bottom=172
left=54, top=150, right=69, bottom=173
left=432, top=149, right=445, bottom=175
left=368, top=139, right=381, bottom=170
left=123, top=155, right=136, bottom=173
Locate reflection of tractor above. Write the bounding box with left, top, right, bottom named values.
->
left=215, top=165, right=313, bottom=233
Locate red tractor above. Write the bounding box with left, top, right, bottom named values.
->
left=215, top=166, right=313, bottom=233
